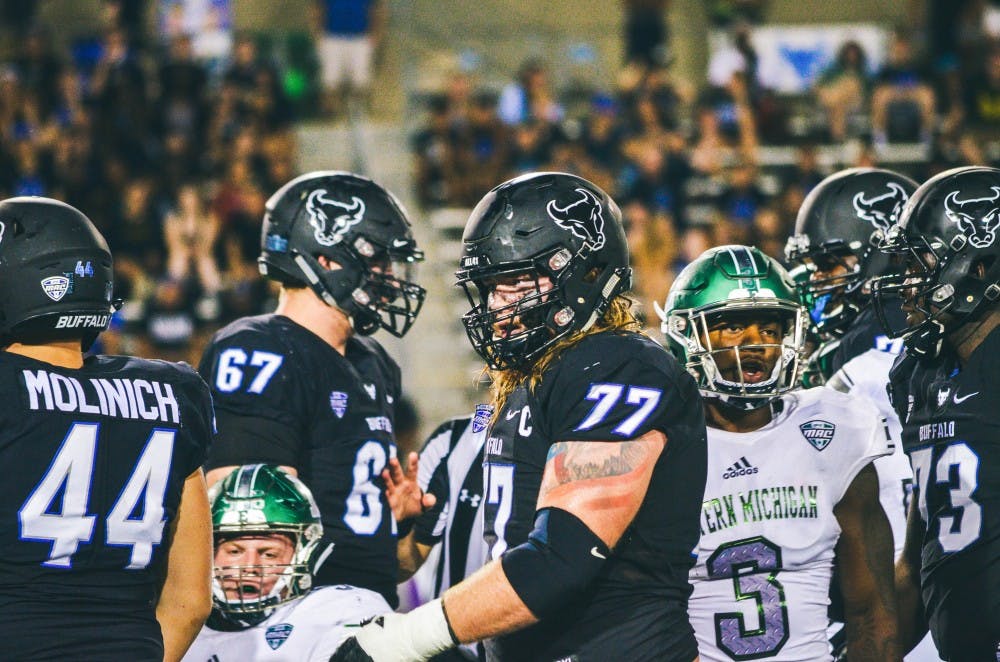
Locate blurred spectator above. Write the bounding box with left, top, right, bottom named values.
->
left=782, top=144, right=825, bottom=195
left=13, top=28, right=62, bottom=118
left=88, top=28, right=150, bottom=169
left=313, top=0, right=385, bottom=117
left=102, top=0, right=147, bottom=48
left=163, top=182, right=222, bottom=302
left=751, top=204, right=787, bottom=259
left=718, top=160, right=766, bottom=244
left=457, top=91, right=510, bottom=205
left=413, top=93, right=463, bottom=209
left=581, top=93, right=626, bottom=175
left=498, top=59, right=564, bottom=126
left=871, top=29, right=936, bottom=146
left=155, top=34, right=208, bottom=144
left=108, top=178, right=165, bottom=301
left=707, top=22, right=760, bottom=98
left=815, top=41, right=871, bottom=142
left=223, top=34, right=260, bottom=90
left=623, top=0, right=670, bottom=67
left=965, top=43, right=1000, bottom=134
left=623, top=199, right=677, bottom=311
left=444, top=70, right=472, bottom=129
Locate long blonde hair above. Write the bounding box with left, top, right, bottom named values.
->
left=488, top=295, right=642, bottom=417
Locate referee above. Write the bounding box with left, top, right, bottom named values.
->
left=398, top=406, right=491, bottom=660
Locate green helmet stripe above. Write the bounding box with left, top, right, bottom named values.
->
left=727, top=245, right=758, bottom=292
left=234, top=464, right=263, bottom=498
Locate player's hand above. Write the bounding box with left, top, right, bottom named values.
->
left=329, top=601, right=457, bottom=662
left=382, top=452, right=435, bottom=523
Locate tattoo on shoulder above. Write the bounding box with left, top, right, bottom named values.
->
left=546, top=440, right=649, bottom=485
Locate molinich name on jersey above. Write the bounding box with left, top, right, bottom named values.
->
left=22, top=369, right=182, bottom=424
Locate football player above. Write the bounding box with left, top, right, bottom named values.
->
left=183, top=465, right=387, bottom=661
left=198, top=171, right=432, bottom=609
left=658, top=245, right=898, bottom=661
left=873, top=165, right=1000, bottom=660
left=0, top=197, right=214, bottom=661
left=785, top=169, right=942, bottom=660
left=331, top=172, right=708, bottom=661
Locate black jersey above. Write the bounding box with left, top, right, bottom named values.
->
left=888, top=326, right=1000, bottom=659
left=482, top=331, right=707, bottom=662
left=199, top=314, right=402, bottom=606
left=0, top=352, right=212, bottom=661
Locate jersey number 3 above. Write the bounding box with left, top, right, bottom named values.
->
left=19, top=422, right=175, bottom=569
left=708, top=536, right=789, bottom=660
left=909, top=441, right=982, bottom=552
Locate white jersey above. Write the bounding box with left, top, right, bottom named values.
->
left=830, top=341, right=913, bottom=558
left=182, top=585, right=389, bottom=662
left=689, top=388, right=891, bottom=662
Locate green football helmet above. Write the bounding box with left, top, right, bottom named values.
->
left=208, top=464, right=323, bottom=626
left=655, top=245, right=808, bottom=408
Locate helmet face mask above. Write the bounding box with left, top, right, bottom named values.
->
left=213, top=533, right=306, bottom=623
left=259, top=171, right=426, bottom=337
left=871, top=166, right=1000, bottom=360
left=208, top=465, right=323, bottom=627
left=663, top=300, right=807, bottom=408
left=657, top=245, right=808, bottom=409
left=456, top=173, right=632, bottom=371
left=785, top=168, right=917, bottom=337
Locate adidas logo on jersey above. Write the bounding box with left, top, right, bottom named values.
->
left=722, top=456, right=758, bottom=479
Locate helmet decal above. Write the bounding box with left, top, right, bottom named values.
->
left=943, top=186, right=1000, bottom=248
left=305, top=189, right=366, bottom=247
left=852, top=182, right=909, bottom=231
left=41, top=276, right=71, bottom=302
left=546, top=188, right=606, bottom=250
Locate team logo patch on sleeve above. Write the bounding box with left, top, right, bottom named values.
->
left=472, top=403, right=494, bottom=433
left=330, top=391, right=349, bottom=418
left=265, top=623, right=293, bottom=650
left=799, top=420, right=835, bottom=450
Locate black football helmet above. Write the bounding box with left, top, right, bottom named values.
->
left=872, top=165, right=1000, bottom=359
left=785, top=168, right=917, bottom=336
left=455, top=172, right=632, bottom=371
left=258, top=171, right=426, bottom=337
left=0, top=197, right=115, bottom=349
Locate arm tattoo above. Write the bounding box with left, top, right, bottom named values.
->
left=545, top=440, right=649, bottom=486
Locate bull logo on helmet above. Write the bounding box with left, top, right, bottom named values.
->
left=852, top=182, right=909, bottom=231
left=944, top=187, right=1000, bottom=248
left=306, top=189, right=366, bottom=247
left=546, top=188, right=606, bottom=251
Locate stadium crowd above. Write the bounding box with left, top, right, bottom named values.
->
left=0, top=18, right=305, bottom=363
left=412, top=15, right=1000, bottom=312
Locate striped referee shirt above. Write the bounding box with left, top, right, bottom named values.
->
left=413, top=408, right=490, bottom=597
